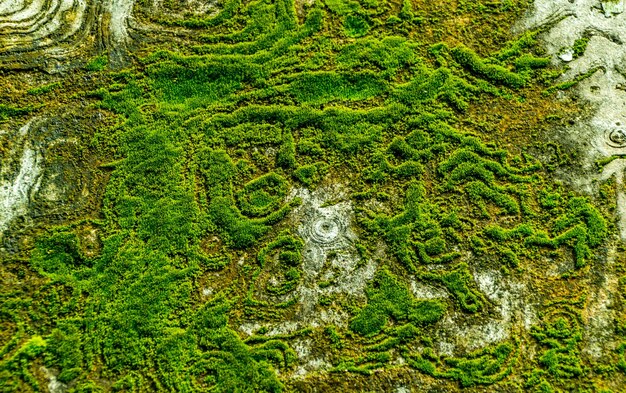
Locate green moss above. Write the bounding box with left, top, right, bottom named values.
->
left=514, top=54, right=551, bottom=70
left=408, top=340, right=518, bottom=387
left=254, top=233, right=304, bottom=299
left=6, top=0, right=614, bottom=390
left=440, top=343, right=517, bottom=387
left=543, top=66, right=601, bottom=96
left=85, top=55, right=108, bottom=71
left=208, top=198, right=269, bottom=248
left=527, top=309, right=583, bottom=388
left=45, top=322, right=83, bottom=382
left=237, top=173, right=288, bottom=217
left=325, top=0, right=360, bottom=15
left=27, top=82, right=62, bottom=96
left=451, top=44, right=527, bottom=88
left=0, top=336, right=47, bottom=390
left=337, top=37, right=417, bottom=75
left=393, top=67, right=478, bottom=111
left=188, top=296, right=286, bottom=392
left=493, top=31, right=538, bottom=61
left=325, top=326, right=344, bottom=349
left=344, top=14, right=370, bottom=37
left=0, top=104, right=34, bottom=120
left=439, top=264, right=484, bottom=313
left=276, top=132, right=296, bottom=169
left=148, top=59, right=260, bottom=107
left=572, top=37, right=590, bottom=58
left=293, top=163, right=327, bottom=186
left=350, top=269, right=445, bottom=336
left=291, top=71, right=386, bottom=105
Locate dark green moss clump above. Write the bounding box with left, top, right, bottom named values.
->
left=350, top=269, right=445, bottom=336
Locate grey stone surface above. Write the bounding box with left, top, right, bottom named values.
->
left=518, top=0, right=626, bottom=240
left=517, top=0, right=626, bottom=360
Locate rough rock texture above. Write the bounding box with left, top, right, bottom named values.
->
left=3, top=0, right=626, bottom=392
left=517, top=0, right=626, bottom=239
left=517, top=0, right=626, bottom=371
left=0, top=120, right=43, bottom=236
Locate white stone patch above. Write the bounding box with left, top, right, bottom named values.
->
left=585, top=288, right=615, bottom=357
left=559, top=48, right=574, bottom=62
left=0, top=0, right=135, bottom=68
left=438, top=314, right=509, bottom=354
left=437, top=340, right=455, bottom=357
left=142, top=0, right=220, bottom=17
left=583, top=244, right=621, bottom=359
left=0, top=0, right=227, bottom=69
left=462, top=320, right=509, bottom=351
left=267, top=321, right=300, bottom=336
left=0, top=0, right=26, bottom=14
left=513, top=2, right=626, bottom=360
left=599, top=159, right=626, bottom=239
left=104, top=0, right=135, bottom=66
left=293, top=357, right=331, bottom=378
left=602, top=0, right=624, bottom=17
left=433, top=269, right=537, bottom=356
left=0, top=120, right=43, bottom=236
left=281, top=337, right=331, bottom=379
left=292, top=338, right=312, bottom=358
left=239, top=322, right=262, bottom=336
left=473, top=269, right=537, bottom=329
left=409, top=279, right=449, bottom=300
left=41, top=367, right=67, bottom=393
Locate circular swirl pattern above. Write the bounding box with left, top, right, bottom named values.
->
left=607, top=128, right=626, bottom=148
left=0, top=0, right=230, bottom=69
left=303, top=213, right=351, bottom=250
left=0, top=0, right=89, bottom=57
left=310, top=216, right=343, bottom=244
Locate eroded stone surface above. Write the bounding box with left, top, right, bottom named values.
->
left=0, top=119, right=43, bottom=236
left=292, top=185, right=378, bottom=313
left=434, top=268, right=538, bottom=356
left=40, top=367, right=67, bottom=393
left=517, top=0, right=626, bottom=240
left=518, top=0, right=626, bottom=361
left=0, top=115, right=103, bottom=245
left=2, top=1, right=624, bottom=389
left=239, top=185, right=379, bottom=375
left=0, top=0, right=223, bottom=69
